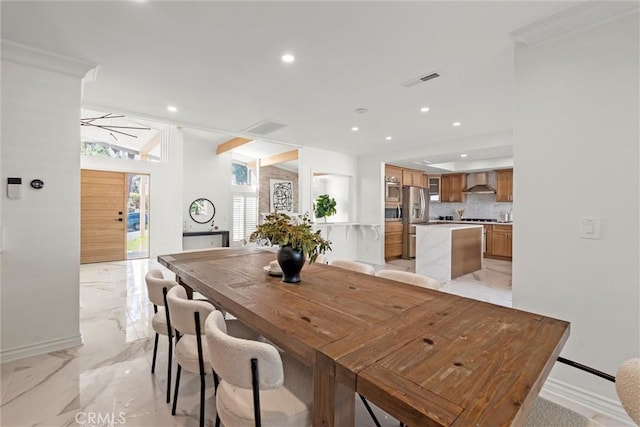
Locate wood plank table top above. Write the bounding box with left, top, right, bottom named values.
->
left=158, top=248, right=569, bottom=427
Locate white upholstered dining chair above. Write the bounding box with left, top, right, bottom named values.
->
left=167, top=286, right=260, bottom=427
left=375, top=269, right=440, bottom=290
left=166, top=286, right=218, bottom=427
left=328, top=259, right=375, bottom=275
left=205, top=310, right=313, bottom=427
left=145, top=269, right=177, bottom=404
left=616, top=357, right=640, bottom=424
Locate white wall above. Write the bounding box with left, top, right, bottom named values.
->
left=513, top=11, right=639, bottom=412
left=312, top=174, right=352, bottom=222
left=80, top=126, right=184, bottom=258
left=1, top=44, right=94, bottom=359
left=182, top=128, right=232, bottom=247
left=300, top=146, right=360, bottom=261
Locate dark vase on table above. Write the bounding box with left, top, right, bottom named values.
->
left=277, top=245, right=304, bottom=283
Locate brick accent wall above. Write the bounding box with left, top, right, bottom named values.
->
left=259, top=165, right=298, bottom=216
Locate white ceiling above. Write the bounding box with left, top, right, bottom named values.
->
left=2, top=1, right=582, bottom=165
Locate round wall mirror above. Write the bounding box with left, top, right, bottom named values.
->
left=189, top=198, right=216, bottom=224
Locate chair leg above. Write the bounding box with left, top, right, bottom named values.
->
left=172, top=364, right=182, bottom=415
left=151, top=332, right=159, bottom=374
left=163, top=288, right=174, bottom=405
left=199, top=372, right=205, bottom=427
left=194, top=311, right=206, bottom=427
left=213, top=369, right=221, bottom=427
left=213, top=369, right=219, bottom=393
left=359, top=394, right=382, bottom=427
left=251, top=358, right=262, bottom=427
left=166, top=334, right=172, bottom=404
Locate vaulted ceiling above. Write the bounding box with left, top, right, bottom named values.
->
left=2, top=1, right=581, bottom=162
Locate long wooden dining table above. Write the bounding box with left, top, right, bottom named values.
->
left=158, top=247, right=569, bottom=427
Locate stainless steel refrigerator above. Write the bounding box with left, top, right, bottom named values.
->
left=402, top=186, right=429, bottom=259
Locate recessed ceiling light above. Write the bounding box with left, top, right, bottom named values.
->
left=281, top=53, right=295, bottom=63
left=453, top=122, right=461, bottom=127
left=420, top=107, right=430, bottom=113
left=460, top=154, right=468, bottom=158
left=351, top=126, right=359, bottom=131
left=385, top=136, right=393, bottom=141
left=167, top=106, right=178, bottom=112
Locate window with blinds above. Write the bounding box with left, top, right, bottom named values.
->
left=232, top=194, right=257, bottom=242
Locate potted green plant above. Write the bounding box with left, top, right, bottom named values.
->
left=248, top=212, right=331, bottom=283
left=313, top=194, right=337, bottom=222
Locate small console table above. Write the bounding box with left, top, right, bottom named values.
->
left=182, top=230, right=230, bottom=247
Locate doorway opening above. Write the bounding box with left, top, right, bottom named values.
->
left=126, top=173, right=150, bottom=260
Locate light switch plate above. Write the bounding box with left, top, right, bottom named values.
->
left=580, top=217, right=601, bottom=239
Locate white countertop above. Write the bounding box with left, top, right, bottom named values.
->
left=417, top=223, right=483, bottom=230
left=430, top=220, right=513, bottom=226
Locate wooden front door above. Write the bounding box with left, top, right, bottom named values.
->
left=81, top=169, right=126, bottom=263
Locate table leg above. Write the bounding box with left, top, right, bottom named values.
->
left=313, top=352, right=355, bottom=426
left=177, top=276, right=194, bottom=300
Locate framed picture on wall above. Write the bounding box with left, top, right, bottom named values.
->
left=270, top=179, right=294, bottom=213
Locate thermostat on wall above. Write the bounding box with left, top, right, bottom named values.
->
left=7, top=177, right=22, bottom=199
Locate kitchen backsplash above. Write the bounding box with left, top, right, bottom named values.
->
left=429, top=171, right=513, bottom=220
left=429, top=194, right=513, bottom=220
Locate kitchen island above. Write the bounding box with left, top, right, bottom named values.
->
left=415, top=223, right=483, bottom=283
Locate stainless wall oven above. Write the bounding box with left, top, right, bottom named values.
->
left=385, top=176, right=402, bottom=203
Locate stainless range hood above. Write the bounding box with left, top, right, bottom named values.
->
left=463, top=172, right=496, bottom=194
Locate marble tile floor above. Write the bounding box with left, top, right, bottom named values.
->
left=0, top=259, right=401, bottom=427
left=1, top=256, right=619, bottom=426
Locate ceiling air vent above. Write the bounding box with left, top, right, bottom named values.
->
left=401, top=71, right=441, bottom=88
left=244, top=120, right=287, bottom=136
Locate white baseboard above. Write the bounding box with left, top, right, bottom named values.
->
left=542, top=377, right=634, bottom=426
left=0, top=334, right=83, bottom=363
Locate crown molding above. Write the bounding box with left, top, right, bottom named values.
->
left=511, top=1, right=639, bottom=47
left=1, top=39, right=97, bottom=78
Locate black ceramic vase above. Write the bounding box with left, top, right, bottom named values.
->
left=277, top=245, right=304, bottom=283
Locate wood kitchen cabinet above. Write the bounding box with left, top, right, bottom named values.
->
left=402, top=169, right=426, bottom=187
left=384, top=221, right=403, bottom=259
left=427, top=175, right=441, bottom=201
left=496, top=169, right=513, bottom=202
left=440, top=174, right=466, bottom=203
left=385, top=165, right=403, bottom=184
left=488, top=224, right=512, bottom=259
left=484, top=224, right=492, bottom=255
